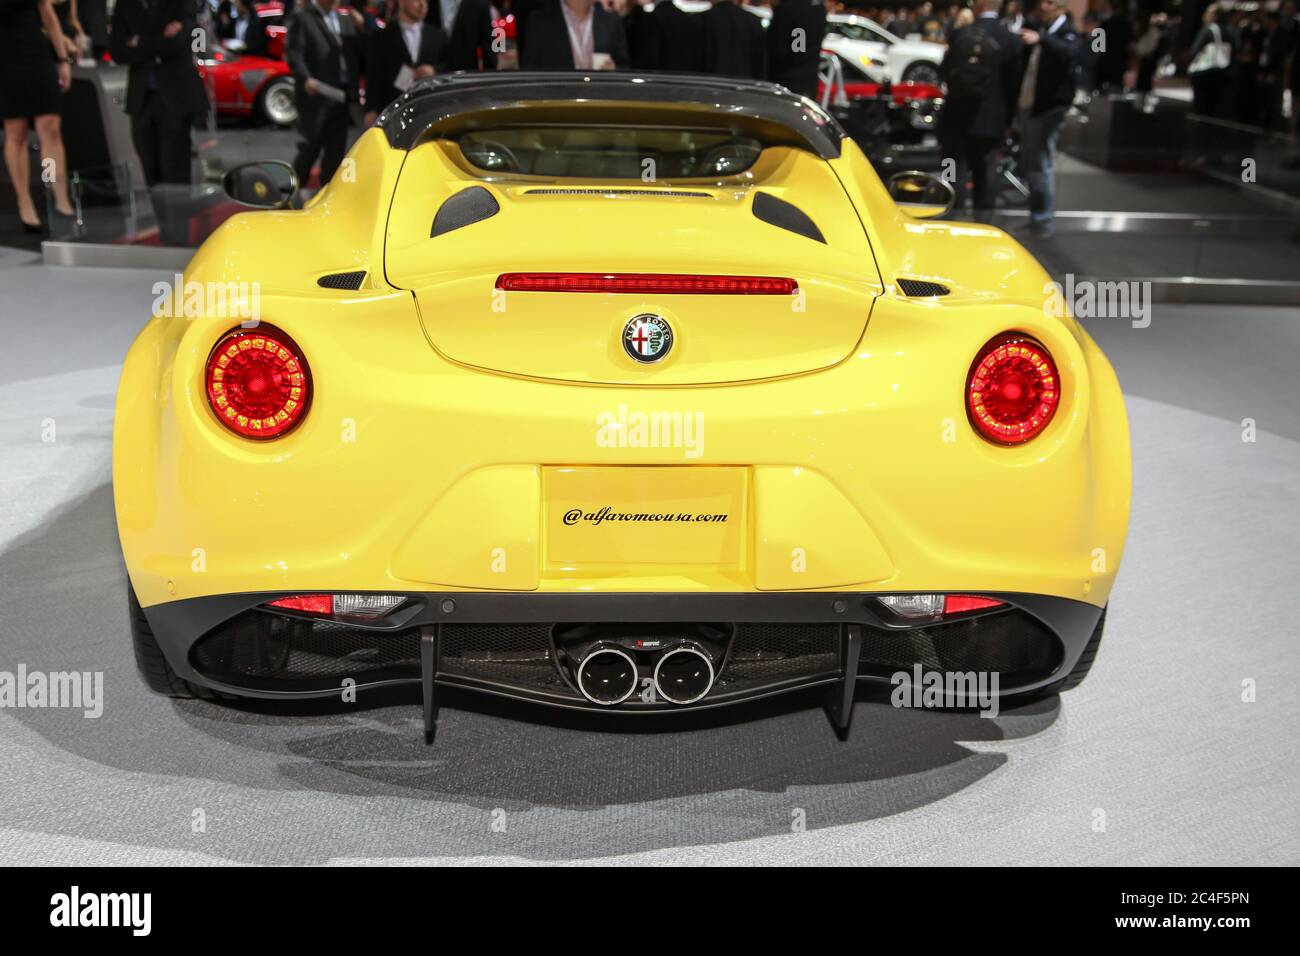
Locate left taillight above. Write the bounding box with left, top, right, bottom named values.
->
left=205, top=325, right=311, bottom=439
left=966, top=333, right=1059, bottom=446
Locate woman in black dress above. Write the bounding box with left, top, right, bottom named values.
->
left=1, top=0, right=77, bottom=232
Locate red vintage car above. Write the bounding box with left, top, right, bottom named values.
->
left=198, top=44, right=297, bottom=127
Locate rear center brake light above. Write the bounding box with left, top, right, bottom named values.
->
left=495, top=273, right=799, bottom=295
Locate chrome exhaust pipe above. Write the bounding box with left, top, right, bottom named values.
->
left=575, top=645, right=639, bottom=706
left=653, top=645, right=715, bottom=705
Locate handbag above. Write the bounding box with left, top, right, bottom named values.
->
left=1188, top=24, right=1230, bottom=75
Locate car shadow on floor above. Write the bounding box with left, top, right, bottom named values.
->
left=0, top=482, right=1063, bottom=861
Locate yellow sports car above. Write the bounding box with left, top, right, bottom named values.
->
left=115, top=74, right=1130, bottom=741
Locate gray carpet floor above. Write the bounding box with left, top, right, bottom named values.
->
left=0, top=249, right=1297, bottom=864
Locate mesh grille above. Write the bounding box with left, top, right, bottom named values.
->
left=190, top=611, right=419, bottom=689
left=858, top=611, right=1060, bottom=683
left=897, top=278, right=950, bottom=297
left=317, top=270, right=366, bottom=290
left=716, top=623, right=839, bottom=693
left=439, top=623, right=572, bottom=695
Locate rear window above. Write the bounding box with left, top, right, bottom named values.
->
left=456, top=127, right=763, bottom=179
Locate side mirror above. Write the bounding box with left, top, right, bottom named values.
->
left=222, top=161, right=298, bottom=209
left=887, top=170, right=955, bottom=220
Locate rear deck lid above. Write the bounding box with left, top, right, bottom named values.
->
left=384, top=139, right=883, bottom=386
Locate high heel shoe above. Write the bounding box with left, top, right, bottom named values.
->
left=19, top=215, right=44, bottom=235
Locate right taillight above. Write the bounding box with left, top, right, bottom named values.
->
left=967, top=333, right=1059, bottom=445
left=205, top=324, right=311, bottom=439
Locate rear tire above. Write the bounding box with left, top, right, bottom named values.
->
left=129, top=586, right=222, bottom=699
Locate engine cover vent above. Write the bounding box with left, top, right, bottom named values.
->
left=317, top=270, right=366, bottom=290
left=752, top=191, right=825, bottom=244
left=431, top=185, right=500, bottom=237
left=897, top=278, right=950, bottom=297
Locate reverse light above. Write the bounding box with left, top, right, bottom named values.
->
left=877, top=594, right=1007, bottom=618
left=494, top=273, right=799, bottom=295
left=967, top=334, right=1059, bottom=445
left=205, top=325, right=311, bottom=440
left=266, top=594, right=405, bottom=619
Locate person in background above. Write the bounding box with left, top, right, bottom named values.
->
left=426, top=0, right=498, bottom=70
left=286, top=0, right=362, bottom=189
left=650, top=0, right=706, bottom=72
left=1232, top=9, right=1267, bottom=126
left=110, top=0, right=209, bottom=243
left=885, top=5, right=913, bottom=37
left=952, top=6, right=974, bottom=30
left=916, top=1, right=946, bottom=43
left=619, top=0, right=661, bottom=70
left=1, top=0, right=77, bottom=233
left=1188, top=2, right=1234, bottom=119
left=79, top=0, right=110, bottom=59
left=1263, top=1, right=1297, bottom=131
left=1016, top=0, right=1078, bottom=237
left=767, top=0, right=826, bottom=99
left=938, top=0, right=1020, bottom=217
left=1132, top=11, right=1168, bottom=104
left=520, top=0, right=629, bottom=69
left=365, top=0, right=442, bottom=122
left=227, top=0, right=270, bottom=55
left=701, top=0, right=765, bottom=78
left=1001, top=0, right=1022, bottom=33
left=1093, top=0, right=1131, bottom=92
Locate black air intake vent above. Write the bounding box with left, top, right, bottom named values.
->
left=317, top=270, right=366, bottom=290
left=523, top=188, right=711, bottom=198
left=431, top=185, right=500, bottom=237
left=752, top=191, right=825, bottom=244
left=897, top=278, right=950, bottom=297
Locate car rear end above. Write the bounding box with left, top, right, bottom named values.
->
left=116, top=76, right=1128, bottom=720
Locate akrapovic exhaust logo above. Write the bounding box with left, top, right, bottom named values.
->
left=50, top=886, right=151, bottom=936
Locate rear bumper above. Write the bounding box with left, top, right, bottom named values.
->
left=144, top=589, right=1104, bottom=711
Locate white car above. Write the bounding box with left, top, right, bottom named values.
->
left=823, top=14, right=946, bottom=88
left=671, top=5, right=945, bottom=88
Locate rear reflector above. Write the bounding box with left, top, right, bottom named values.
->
left=943, top=595, right=1005, bottom=614
left=495, top=273, right=799, bottom=295
left=268, top=595, right=333, bottom=615
left=266, top=594, right=405, bottom=619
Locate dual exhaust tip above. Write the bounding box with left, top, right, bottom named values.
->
left=575, top=643, right=715, bottom=707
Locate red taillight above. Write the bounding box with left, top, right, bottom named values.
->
left=942, top=595, right=1005, bottom=614
left=205, top=325, right=311, bottom=440
left=494, top=273, right=799, bottom=295
left=967, top=334, right=1059, bottom=445
left=268, top=594, right=333, bottom=614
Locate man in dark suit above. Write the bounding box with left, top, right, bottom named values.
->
left=520, top=0, right=629, bottom=70
left=226, top=0, right=270, bottom=57
left=109, top=0, right=209, bottom=243
left=286, top=0, right=362, bottom=188
left=365, top=0, right=444, bottom=122
left=701, top=0, right=765, bottom=79
left=938, top=0, right=1021, bottom=214
left=426, top=0, right=498, bottom=71
left=652, top=0, right=706, bottom=72
left=766, top=0, right=826, bottom=99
